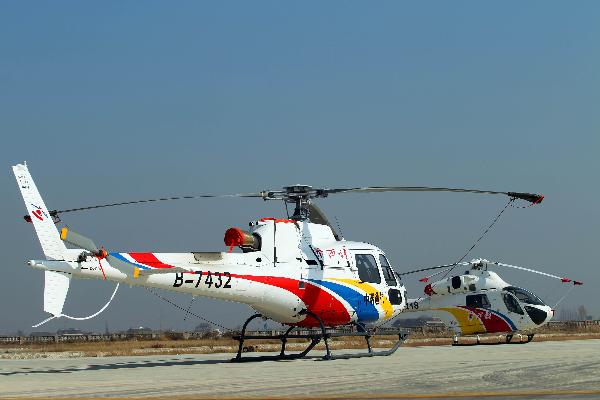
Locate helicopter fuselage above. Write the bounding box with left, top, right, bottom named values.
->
left=29, top=218, right=407, bottom=328
left=407, top=268, right=553, bottom=335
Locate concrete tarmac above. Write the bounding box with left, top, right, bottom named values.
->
left=2, top=339, right=600, bottom=399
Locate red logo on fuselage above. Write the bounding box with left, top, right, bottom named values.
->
left=32, top=209, right=44, bottom=221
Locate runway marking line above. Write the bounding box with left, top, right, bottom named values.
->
left=3, top=389, right=600, bottom=400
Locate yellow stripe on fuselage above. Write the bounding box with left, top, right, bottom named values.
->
left=437, top=307, right=485, bottom=335
left=330, top=279, right=394, bottom=320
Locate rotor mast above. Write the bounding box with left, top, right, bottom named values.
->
left=268, top=185, right=325, bottom=221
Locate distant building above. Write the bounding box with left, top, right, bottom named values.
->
left=29, top=331, right=54, bottom=337
left=194, top=323, right=221, bottom=337
left=194, top=323, right=212, bottom=333
left=125, top=326, right=154, bottom=335
left=57, top=328, right=86, bottom=336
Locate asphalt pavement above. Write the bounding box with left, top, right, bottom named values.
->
left=2, top=339, right=600, bottom=399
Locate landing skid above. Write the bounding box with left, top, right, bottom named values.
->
left=231, top=311, right=409, bottom=362
left=452, top=333, right=535, bottom=346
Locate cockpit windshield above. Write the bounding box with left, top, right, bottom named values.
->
left=503, top=286, right=545, bottom=306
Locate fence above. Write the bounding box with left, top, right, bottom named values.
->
left=0, top=333, right=161, bottom=344
left=541, top=320, right=600, bottom=332
left=1, top=320, right=597, bottom=344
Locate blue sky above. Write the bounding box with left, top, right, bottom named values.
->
left=1, top=1, right=598, bottom=333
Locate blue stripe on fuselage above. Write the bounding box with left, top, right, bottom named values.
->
left=109, top=252, right=150, bottom=269
left=309, top=279, right=379, bottom=322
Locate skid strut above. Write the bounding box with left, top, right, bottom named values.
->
left=452, top=333, right=535, bottom=346
left=232, top=313, right=322, bottom=362
left=231, top=311, right=409, bottom=362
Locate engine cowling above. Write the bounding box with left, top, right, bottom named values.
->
left=224, top=227, right=261, bottom=251
left=424, top=274, right=480, bottom=296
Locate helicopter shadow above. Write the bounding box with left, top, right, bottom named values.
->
left=0, top=356, right=233, bottom=376
left=0, top=353, right=323, bottom=376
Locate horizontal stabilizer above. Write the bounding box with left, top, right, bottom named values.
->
left=136, top=266, right=193, bottom=277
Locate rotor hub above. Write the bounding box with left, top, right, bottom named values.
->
left=261, top=185, right=329, bottom=220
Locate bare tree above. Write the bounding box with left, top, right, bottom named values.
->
left=578, top=305, right=588, bottom=321
left=558, top=308, right=578, bottom=321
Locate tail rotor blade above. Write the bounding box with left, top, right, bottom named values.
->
left=59, top=227, right=99, bottom=253
left=105, top=254, right=138, bottom=277
left=57, top=227, right=189, bottom=279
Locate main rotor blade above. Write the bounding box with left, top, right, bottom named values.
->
left=53, top=192, right=265, bottom=215
left=307, top=203, right=341, bottom=240
left=47, top=183, right=543, bottom=218
left=323, top=186, right=544, bottom=204
left=398, top=262, right=469, bottom=276
left=493, top=261, right=581, bottom=284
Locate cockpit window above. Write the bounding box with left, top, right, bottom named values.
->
left=379, top=255, right=397, bottom=287
left=394, top=271, right=402, bottom=282
left=503, top=286, right=545, bottom=306
left=355, top=254, right=381, bottom=284
left=466, top=294, right=491, bottom=309
left=502, top=292, right=524, bottom=315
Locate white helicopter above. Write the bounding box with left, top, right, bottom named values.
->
left=13, top=162, right=546, bottom=360
left=401, top=258, right=582, bottom=345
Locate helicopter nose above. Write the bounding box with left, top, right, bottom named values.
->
left=545, top=306, right=554, bottom=324
left=524, top=304, right=551, bottom=325
left=540, top=305, right=553, bottom=325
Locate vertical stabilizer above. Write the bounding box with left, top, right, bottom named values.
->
left=13, top=163, right=67, bottom=260
left=43, top=270, right=71, bottom=316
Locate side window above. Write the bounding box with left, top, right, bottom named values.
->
left=379, top=255, right=397, bottom=287
left=355, top=254, right=381, bottom=284
left=481, top=294, right=491, bottom=308
left=388, top=288, right=403, bottom=305
left=451, top=276, right=462, bottom=290
left=502, top=293, right=524, bottom=315
left=466, top=294, right=491, bottom=309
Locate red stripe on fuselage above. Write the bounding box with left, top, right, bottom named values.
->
left=123, top=253, right=351, bottom=327
left=459, top=306, right=512, bottom=333
left=128, top=253, right=176, bottom=269
left=231, top=274, right=351, bottom=328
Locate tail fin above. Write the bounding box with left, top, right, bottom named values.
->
left=13, top=162, right=67, bottom=260
left=13, top=163, right=72, bottom=324
left=43, top=270, right=71, bottom=317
